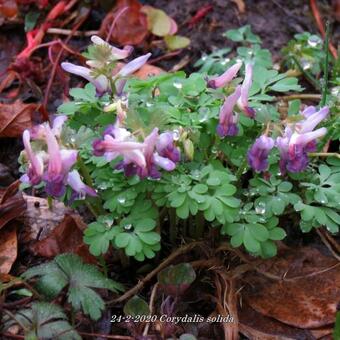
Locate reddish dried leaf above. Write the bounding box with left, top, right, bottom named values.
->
left=0, top=101, right=36, bottom=138
left=32, top=214, right=96, bottom=263
left=333, top=0, right=340, bottom=21
left=114, top=62, right=164, bottom=80
left=100, top=0, right=148, bottom=46
left=0, top=181, right=26, bottom=230
left=133, top=63, right=164, bottom=79
left=16, top=0, right=48, bottom=8
left=0, top=224, right=17, bottom=274
left=0, top=0, right=18, bottom=19
left=242, top=247, right=340, bottom=329
left=239, top=303, right=319, bottom=339
left=231, top=0, right=246, bottom=13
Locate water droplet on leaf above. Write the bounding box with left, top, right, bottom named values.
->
left=117, top=197, right=126, bottom=204
left=124, top=224, right=133, bottom=231
left=255, top=202, right=266, bottom=214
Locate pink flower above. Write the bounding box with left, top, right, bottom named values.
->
left=90, top=35, right=133, bottom=61
left=216, top=86, right=241, bottom=137
left=67, top=170, right=97, bottom=200
left=92, top=123, right=146, bottom=169
left=61, top=62, right=109, bottom=94
left=156, top=132, right=181, bottom=163
left=207, top=62, right=242, bottom=89
left=277, top=106, right=329, bottom=173
left=21, top=116, right=96, bottom=199
left=21, top=130, right=44, bottom=185
left=237, top=63, right=255, bottom=118
left=116, top=53, right=152, bottom=77
left=247, top=135, right=275, bottom=172
left=93, top=125, right=179, bottom=179
left=43, top=125, right=78, bottom=197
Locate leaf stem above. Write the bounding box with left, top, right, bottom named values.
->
left=320, top=21, right=330, bottom=107
left=169, top=208, right=177, bottom=245
left=309, top=152, right=340, bottom=159
left=236, top=157, right=248, bottom=180
left=3, top=309, right=28, bottom=332
left=291, top=55, right=320, bottom=90
left=77, top=157, right=106, bottom=217
left=47, top=196, right=53, bottom=210
left=98, top=255, right=108, bottom=276
left=278, top=94, right=321, bottom=101
left=195, top=212, right=205, bottom=239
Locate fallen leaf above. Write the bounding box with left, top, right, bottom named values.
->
left=0, top=181, right=26, bottom=230
left=113, top=62, right=164, bottom=80
left=0, top=0, right=18, bottom=20
left=239, top=303, right=327, bottom=339
left=0, top=101, right=37, bottom=138
left=231, top=0, right=246, bottom=13
left=0, top=224, right=17, bottom=274
left=242, top=247, right=340, bottom=329
left=333, top=0, right=340, bottom=22
left=141, top=6, right=177, bottom=37
left=100, top=0, right=148, bottom=46
left=132, top=63, right=164, bottom=79
left=31, top=213, right=96, bottom=263
left=16, top=0, right=49, bottom=9
left=22, top=195, right=71, bottom=242
left=164, top=35, right=190, bottom=51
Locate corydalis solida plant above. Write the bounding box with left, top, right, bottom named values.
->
left=248, top=106, right=329, bottom=173
left=19, top=33, right=337, bottom=261
left=20, top=116, right=96, bottom=199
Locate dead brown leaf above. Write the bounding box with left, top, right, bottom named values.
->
left=239, top=303, right=326, bottom=340
left=99, top=0, right=148, bottom=45
left=0, top=224, right=17, bottom=274
left=22, top=195, right=71, bottom=242
left=31, top=213, right=96, bottom=263
left=0, top=101, right=37, bottom=138
left=333, top=0, right=340, bottom=21
left=132, top=63, right=164, bottom=79
left=241, top=247, right=340, bottom=329
left=231, top=0, right=246, bottom=13
left=114, top=62, right=164, bottom=80
left=0, top=181, right=26, bottom=230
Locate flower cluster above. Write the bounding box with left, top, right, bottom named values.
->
left=210, top=63, right=255, bottom=138
left=92, top=122, right=180, bottom=179
left=247, top=106, right=329, bottom=173
left=20, top=116, right=96, bottom=199
left=61, top=36, right=151, bottom=95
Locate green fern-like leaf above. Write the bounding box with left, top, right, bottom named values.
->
left=22, top=254, right=124, bottom=320
left=3, top=302, right=80, bottom=340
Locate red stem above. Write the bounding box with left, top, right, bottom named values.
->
left=310, top=0, right=338, bottom=59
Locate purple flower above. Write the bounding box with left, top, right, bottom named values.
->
left=92, top=123, right=146, bottom=169
left=67, top=170, right=97, bottom=200
left=116, top=53, right=152, bottom=77
left=43, top=125, right=78, bottom=197
left=30, top=115, right=68, bottom=140
left=134, top=128, right=177, bottom=179
left=237, top=63, right=255, bottom=118
left=61, top=62, right=109, bottom=94
left=156, top=132, right=181, bottom=163
left=277, top=106, right=329, bottom=173
left=207, top=62, right=242, bottom=89
left=93, top=125, right=179, bottom=179
left=21, top=130, right=44, bottom=185
left=90, top=35, right=133, bottom=62
left=21, top=117, right=97, bottom=199
left=247, top=135, right=275, bottom=172
left=216, top=85, right=241, bottom=137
